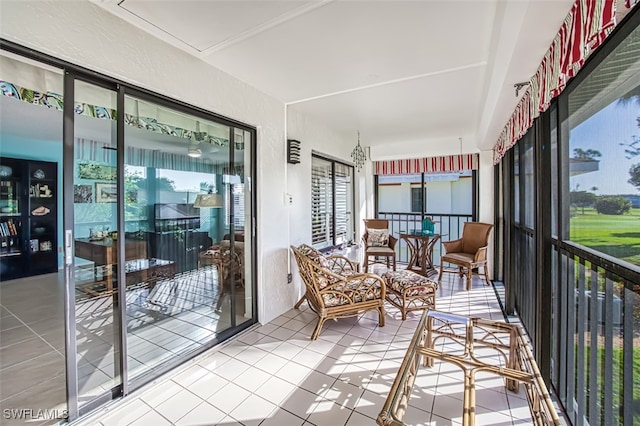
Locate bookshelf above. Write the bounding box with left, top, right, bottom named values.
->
left=0, top=157, right=58, bottom=280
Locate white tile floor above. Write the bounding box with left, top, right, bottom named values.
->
left=79, top=277, right=538, bottom=426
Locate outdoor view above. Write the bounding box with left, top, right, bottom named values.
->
left=568, top=83, right=640, bottom=268
left=566, top=22, right=639, bottom=425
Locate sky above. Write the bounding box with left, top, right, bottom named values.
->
left=570, top=96, right=640, bottom=195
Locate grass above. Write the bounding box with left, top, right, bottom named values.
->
left=582, top=345, right=640, bottom=425
left=570, top=208, right=640, bottom=266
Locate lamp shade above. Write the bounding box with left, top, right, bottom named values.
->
left=193, top=193, right=223, bottom=208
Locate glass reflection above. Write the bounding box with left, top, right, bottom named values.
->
left=73, top=80, right=119, bottom=405
left=123, top=96, right=252, bottom=380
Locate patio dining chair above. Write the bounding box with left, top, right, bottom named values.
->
left=362, top=219, right=397, bottom=273
left=438, top=222, right=493, bottom=291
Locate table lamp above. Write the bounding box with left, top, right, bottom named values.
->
left=193, top=192, right=223, bottom=208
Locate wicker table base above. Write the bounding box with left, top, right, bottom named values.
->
left=378, top=310, right=561, bottom=426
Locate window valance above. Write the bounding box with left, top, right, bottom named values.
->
left=0, top=81, right=240, bottom=174
left=373, top=154, right=479, bottom=175
left=493, top=0, right=637, bottom=165
left=0, top=80, right=231, bottom=149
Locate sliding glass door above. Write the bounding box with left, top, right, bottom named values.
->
left=0, top=43, right=258, bottom=420
left=122, top=95, right=254, bottom=382
left=0, top=50, right=68, bottom=423
left=71, top=79, right=122, bottom=410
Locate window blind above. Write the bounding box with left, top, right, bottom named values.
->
left=311, top=155, right=354, bottom=248
left=311, top=157, right=333, bottom=246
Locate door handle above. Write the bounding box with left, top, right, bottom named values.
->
left=65, top=229, right=73, bottom=265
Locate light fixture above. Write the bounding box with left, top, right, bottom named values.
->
left=188, top=147, right=202, bottom=158
left=235, top=131, right=245, bottom=151
left=193, top=191, right=223, bottom=208
left=351, top=131, right=367, bottom=172
left=287, top=139, right=301, bottom=164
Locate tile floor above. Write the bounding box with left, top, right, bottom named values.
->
left=0, top=273, right=67, bottom=421
left=78, top=275, right=541, bottom=426
left=0, top=265, right=247, bottom=424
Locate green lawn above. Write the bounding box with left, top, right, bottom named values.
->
left=570, top=208, right=640, bottom=266
left=583, top=345, right=640, bottom=424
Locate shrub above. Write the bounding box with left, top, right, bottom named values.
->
left=570, top=191, right=597, bottom=214
left=594, top=196, right=631, bottom=215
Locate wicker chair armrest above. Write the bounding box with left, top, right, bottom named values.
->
left=320, top=273, right=386, bottom=301
left=474, top=246, right=488, bottom=262
left=388, top=235, right=398, bottom=250
left=442, top=238, right=463, bottom=253
left=326, top=254, right=357, bottom=274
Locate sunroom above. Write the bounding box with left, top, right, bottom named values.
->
left=0, top=1, right=638, bottom=425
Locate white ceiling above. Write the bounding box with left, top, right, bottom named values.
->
left=93, top=0, right=575, bottom=157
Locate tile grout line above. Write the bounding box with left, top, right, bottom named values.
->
left=1, top=305, right=63, bottom=356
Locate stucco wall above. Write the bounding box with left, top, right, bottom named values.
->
left=285, top=106, right=360, bottom=303
left=478, top=150, right=495, bottom=277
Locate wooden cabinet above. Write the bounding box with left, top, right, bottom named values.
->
left=0, top=157, right=58, bottom=280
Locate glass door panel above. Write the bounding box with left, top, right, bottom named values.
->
left=0, top=51, right=68, bottom=421
left=217, top=128, right=253, bottom=324
left=124, top=95, right=240, bottom=381
left=73, top=80, right=120, bottom=405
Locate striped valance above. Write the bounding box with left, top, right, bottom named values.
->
left=373, top=154, right=479, bottom=175
left=493, top=0, right=637, bottom=165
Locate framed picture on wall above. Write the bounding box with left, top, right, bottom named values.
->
left=95, top=182, right=117, bottom=203
left=73, top=184, right=93, bottom=203
left=78, top=163, right=116, bottom=181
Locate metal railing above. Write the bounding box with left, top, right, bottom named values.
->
left=550, top=242, right=638, bottom=426
left=378, top=212, right=473, bottom=266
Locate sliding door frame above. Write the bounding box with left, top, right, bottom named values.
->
left=1, top=39, right=259, bottom=421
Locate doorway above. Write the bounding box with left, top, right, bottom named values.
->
left=0, top=45, right=257, bottom=423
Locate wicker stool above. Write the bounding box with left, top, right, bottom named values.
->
left=381, top=270, right=437, bottom=320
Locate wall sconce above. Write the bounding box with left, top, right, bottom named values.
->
left=287, top=139, right=301, bottom=164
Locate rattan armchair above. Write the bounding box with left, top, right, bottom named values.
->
left=438, top=222, right=493, bottom=291
left=291, top=244, right=386, bottom=340
left=293, top=246, right=360, bottom=309
left=362, top=219, right=397, bottom=273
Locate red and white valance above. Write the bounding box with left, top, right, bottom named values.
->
left=493, top=0, right=637, bottom=165
left=373, top=154, right=479, bottom=175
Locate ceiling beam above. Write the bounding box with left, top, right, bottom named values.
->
left=475, top=0, right=530, bottom=150
left=287, top=61, right=487, bottom=106
left=200, top=0, right=335, bottom=56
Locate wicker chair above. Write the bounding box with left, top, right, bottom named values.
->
left=438, top=222, right=493, bottom=291
left=199, top=247, right=242, bottom=311
left=291, top=244, right=386, bottom=340
left=362, top=219, right=397, bottom=273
